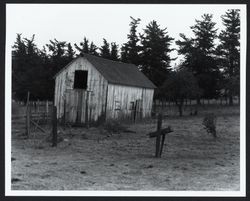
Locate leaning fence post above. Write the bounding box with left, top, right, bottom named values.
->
left=52, top=106, right=57, bottom=147
left=155, top=113, right=162, bottom=157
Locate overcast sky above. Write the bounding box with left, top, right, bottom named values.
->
left=6, top=4, right=244, bottom=65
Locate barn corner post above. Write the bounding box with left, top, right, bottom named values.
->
left=85, top=90, right=90, bottom=129
left=103, top=84, right=108, bottom=123
left=52, top=105, right=57, bottom=147
left=63, top=99, right=66, bottom=129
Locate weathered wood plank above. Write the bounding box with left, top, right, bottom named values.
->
left=106, top=84, right=154, bottom=120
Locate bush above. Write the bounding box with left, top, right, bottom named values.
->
left=103, top=120, right=126, bottom=134
left=202, top=113, right=217, bottom=138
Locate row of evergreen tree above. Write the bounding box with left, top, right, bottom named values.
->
left=12, top=9, right=240, bottom=105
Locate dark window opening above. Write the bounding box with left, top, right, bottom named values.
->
left=73, top=70, right=88, bottom=89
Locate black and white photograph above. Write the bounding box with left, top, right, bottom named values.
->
left=5, top=3, right=246, bottom=196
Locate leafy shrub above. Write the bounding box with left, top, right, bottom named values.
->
left=103, top=120, right=126, bottom=134
left=202, top=113, right=217, bottom=138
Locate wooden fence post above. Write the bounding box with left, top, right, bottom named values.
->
left=37, top=100, right=40, bottom=112
left=46, top=100, right=49, bottom=123
left=52, top=106, right=57, bottom=147
left=155, top=113, right=162, bottom=157
left=26, top=91, right=30, bottom=137
left=26, top=107, right=30, bottom=138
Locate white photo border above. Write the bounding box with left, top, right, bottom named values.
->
left=5, top=3, right=247, bottom=197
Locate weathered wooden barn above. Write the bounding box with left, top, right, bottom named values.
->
left=54, top=54, right=156, bottom=125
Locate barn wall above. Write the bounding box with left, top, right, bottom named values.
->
left=106, top=84, right=154, bottom=120
left=54, top=57, right=108, bottom=124
left=141, top=88, right=155, bottom=117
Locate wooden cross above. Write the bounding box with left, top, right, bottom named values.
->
left=147, top=113, right=173, bottom=158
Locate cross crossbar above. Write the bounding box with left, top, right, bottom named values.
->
left=148, top=126, right=173, bottom=138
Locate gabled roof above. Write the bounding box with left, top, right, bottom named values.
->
left=55, top=54, right=157, bottom=89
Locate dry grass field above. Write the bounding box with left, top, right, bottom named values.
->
left=11, top=105, right=240, bottom=191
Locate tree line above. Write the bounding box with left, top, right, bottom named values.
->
left=12, top=9, right=240, bottom=111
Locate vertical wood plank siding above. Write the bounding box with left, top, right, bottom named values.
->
left=54, top=57, right=108, bottom=124
left=106, top=84, right=154, bottom=120
left=54, top=57, right=155, bottom=124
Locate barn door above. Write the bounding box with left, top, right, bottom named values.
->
left=75, top=90, right=84, bottom=124
left=131, top=99, right=142, bottom=122
left=65, top=89, right=86, bottom=124
left=135, top=99, right=143, bottom=120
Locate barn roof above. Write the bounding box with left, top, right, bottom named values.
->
left=55, top=54, right=157, bottom=89
left=84, top=54, right=156, bottom=89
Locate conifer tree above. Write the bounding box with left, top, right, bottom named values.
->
left=74, top=37, right=89, bottom=55
left=45, top=39, right=70, bottom=98
left=176, top=14, right=219, bottom=101
left=12, top=34, right=30, bottom=100
left=121, top=17, right=141, bottom=65
left=110, top=42, right=119, bottom=61
left=140, top=20, right=174, bottom=87
left=46, top=39, right=68, bottom=73
left=12, top=34, right=52, bottom=100
left=46, top=39, right=67, bottom=58
left=99, top=38, right=111, bottom=59
left=89, top=42, right=99, bottom=56
left=75, top=38, right=99, bottom=56
left=82, top=37, right=89, bottom=54
left=217, top=9, right=240, bottom=105
left=120, top=44, right=129, bottom=62
left=66, top=43, right=75, bottom=61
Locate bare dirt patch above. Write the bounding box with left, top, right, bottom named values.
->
left=11, top=106, right=240, bottom=191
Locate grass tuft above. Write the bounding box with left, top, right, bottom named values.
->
left=202, top=113, right=217, bottom=138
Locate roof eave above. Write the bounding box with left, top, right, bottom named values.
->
left=108, top=81, right=157, bottom=89
left=53, top=57, right=82, bottom=79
